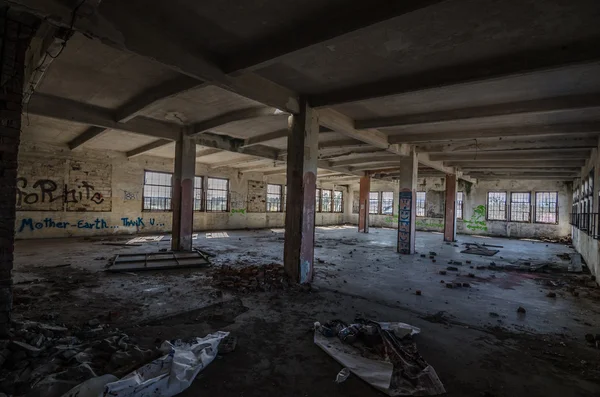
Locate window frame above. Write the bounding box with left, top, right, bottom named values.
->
left=266, top=184, right=283, bottom=212
left=456, top=191, right=464, bottom=220
left=193, top=176, right=204, bottom=211
left=381, top=191, right=394, bottom=215
left=534, top=191, right=559, bottom=224
left=486, top=191, right=507, bottom=221
left=142, top=170, right=173, bottom=212
left=333, top=190, right=343, bottom=213
left=416, top=191, right=426, bottom=217
left=509, top=192, right=531, bottom=223
left=315, top=188, right=322, bottom=212
left=369, top=191, right=379, bottom=215
left=322, top=189, right=333, bottom=212
left=206, top=177, right=230, bottom=212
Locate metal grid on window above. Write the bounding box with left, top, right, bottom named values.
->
left=456, top=192, right=463, bottom=219
left=416, top=191, right=426, bottom=217
left=535, top=192, right=558, bottom=224
left=206, top=177, right=229, bottom=212
left=194, top=176, right=203, bottom=211
left=322, top=189, right=333, bottom=212
left=381, top=191, right=394, bottom=215
left=487, top=192, right=507, bottom=220
left=369, top=192, right=379, bottom=214
left=283, top=185, right=287, bottom=212
left=267, top=184, right=283, bottom=212
left=510, top=192, right=531, bottom=222
left=333, top=191, right=343, bottom=213
left=143, top=171, right=172, bottom=211
left=315, top=188, right=321, bottom=212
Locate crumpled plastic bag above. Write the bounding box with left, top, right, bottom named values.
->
left=61, top=331, right=229, bottom=397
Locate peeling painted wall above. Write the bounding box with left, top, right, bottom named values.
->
left=15, top=142, right=347, bottom=239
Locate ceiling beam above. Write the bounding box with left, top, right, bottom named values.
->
left=126, top=139, right=172, bottom=158
left=191, top=107, right=287, bottom=135
left=261, top=168, right=288, bottom=176
left=223, top=0, right=446, bottom=73
left=430, top=148, right=590, bottom=161
left=319, top=108, right=411, bottom=155
left=388, top=122, right=600, bottom=144
left=461, top=167, right=580, bottom=173
left=12, top=0, right=301, bottom=114
left=310, top=41, right=600, bottom=107
left=445, top=160, right=587, bottom=168
left=356, top=93, right=600, bottom=130
left=67, top=126, right=108, bottom=150
left=116, top=75, right=203, bottom=122
left=27, top=94, right=180, bottom=140
left=196, top=148, right=222, bottom=158
left=417, top=136, right=599, bottom=153
left=319, top=139, right=370, bottom=150
left=242, top=129, right=288, bottom=148
left=332, top=154, right=402, bottom=167
left=475, top=175, right=575, bottom=181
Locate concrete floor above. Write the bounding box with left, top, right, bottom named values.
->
left=11, top=227, right=600, bottom=396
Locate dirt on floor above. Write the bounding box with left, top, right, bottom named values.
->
left=5, top=229, right=600, bottom=396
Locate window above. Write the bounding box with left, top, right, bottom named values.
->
left=194, top=176, right=204, bottom=211
left=322, top=189, right=333, bottom=212
left=315, top=188, right=321, bottom=212
left=143, top=171, right=172, bottom=211
left=206, top=177, right=229, bottom=211
left=333, top=191, right=343, bottom=213
left=510, top=192, right=531, bottom=222
left=535, top=192, right=558, bottom=224
left=369, top=192, right=379, bottom=214
left=283, top=185, right=287, bottom=212
left=456, top=192, right=463, bottom=219
left=416, top=191, right=426, bottom=217
left=267, top=184, right=283, bottom=212
left=487, top=192, right=507, bottom=220
left=381, top=192, right=394, bottom=215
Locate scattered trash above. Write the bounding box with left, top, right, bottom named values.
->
left=335, top=367, right=350, bottom=383
left=446, top=283, right=453, bottom=289
left=415, top=290, right=422, bottom=296
left=476, top=266, right=486, bottom=270
left=314, top=319, right=445, bottom=396
left=465, top=260, right=471, bottom=264
left=489, top=312, right=499, bottom=318
left=461, top=243, right=498, bottom=257
left=213, top=263, right=304, bottom=293
left=420, top=254, right=426, bottom=258
left=557, top=253, right=571, bottom=261
left=429, top=252, right=437, bottom=256
left=447, top=267, right=458, bottom=271
left=546, top=292, right=557, bottom=298
left=467, top=273, right=475, bottom=278
left=462, top=283, right=471, bottom=288
left=517, top=306, right=526, bottom=314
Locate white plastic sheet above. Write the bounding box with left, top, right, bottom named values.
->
left=63, top=331, right=229, bottom=397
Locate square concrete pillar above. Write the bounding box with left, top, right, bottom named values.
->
left=444, top=174, right=458, bottom=242
left=171, top=129, right=196, bottom=251
left=284, top=99, right=318, bottom=284
left=397, top=151, right=418, bottom=254
left=358, top=175, right=370, bottom=233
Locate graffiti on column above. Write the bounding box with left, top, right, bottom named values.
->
left=398, top=189, right=413, bottom=254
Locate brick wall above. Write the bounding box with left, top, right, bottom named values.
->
left=0, top=13, right=34, bottom=335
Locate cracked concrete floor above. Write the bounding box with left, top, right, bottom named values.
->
left=11, top=227, right=600, bottom=396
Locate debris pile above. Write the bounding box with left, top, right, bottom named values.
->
left=0, top=318, right=157, bottom=396
left=213, top=263, right=297, bottom=292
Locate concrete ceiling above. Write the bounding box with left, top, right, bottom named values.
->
left=10, top=0, right=600, bottom=182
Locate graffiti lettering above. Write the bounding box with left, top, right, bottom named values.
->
left=121, top=217, right=146, bottom=227
left=16, top=178, right=105, bottom=208
left=17, top=217, right=116, bottom=232
left=464, top=205, right=488, bottom=231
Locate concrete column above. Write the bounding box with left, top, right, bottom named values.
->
left=358, top=175, right=370, bottom=233
left=283, top=99, right=318, bottom=284
left=397, top=151, right=418, bottom=254
left=0, top=13, right=33, bottom=335
left=444, top=174, right=458, bottom=242
left=171, top=129, right=196, bottom=251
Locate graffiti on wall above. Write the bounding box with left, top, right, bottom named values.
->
left=17, top=158, right=112, bottom=212
left=397, top=189, right=413, bottom=254
left=463, top=205, right=488, bottom=231
left=17, top=217, right=165, bottom=233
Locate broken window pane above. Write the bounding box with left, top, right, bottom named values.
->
left=535, top=192, right=558, bottom=224
left=510, top=192, right=531, bottom=222
left=333, top=191, right=343, bottom=213
left=487, top=192, right=507, bottom=220
left=381, top=192, right=394, bottom=215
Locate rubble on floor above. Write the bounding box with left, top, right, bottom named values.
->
left=0, top=318, right=157, bottom=396
left=213, top=263, right=310, bottom=293
left=314, top=319, right=445, bottom=396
